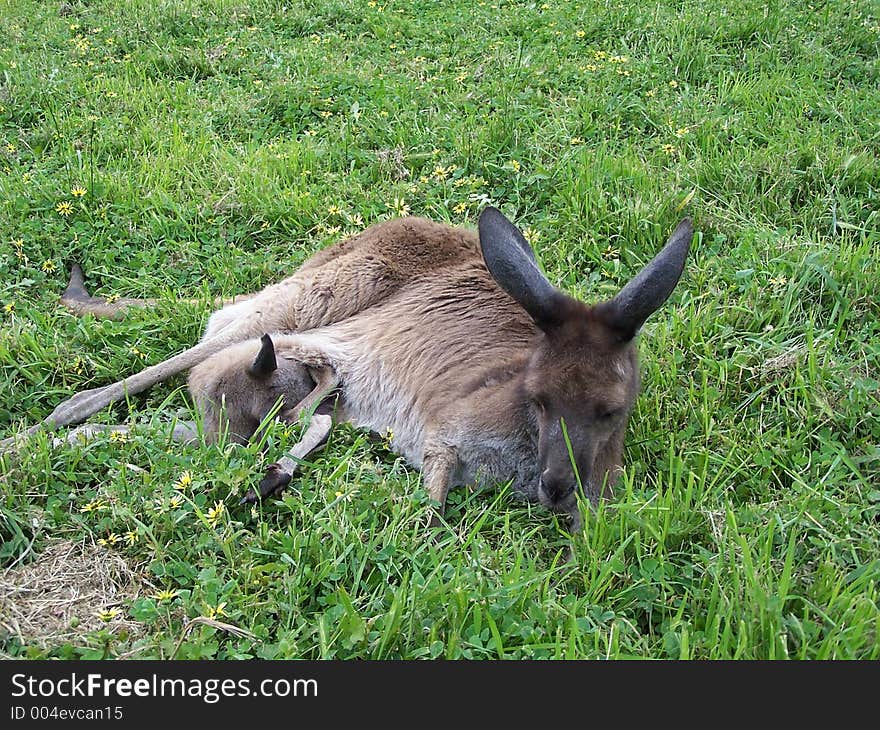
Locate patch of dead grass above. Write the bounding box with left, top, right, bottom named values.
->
left=0, top=539, right=145, bottom=650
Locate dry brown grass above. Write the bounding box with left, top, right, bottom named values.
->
left=0, top=539, right=145, bottom=651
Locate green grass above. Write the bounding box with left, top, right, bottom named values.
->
left=1, top=0, right=878, bottom=659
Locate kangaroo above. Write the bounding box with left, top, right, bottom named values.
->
left=6, top=208, right=692, bottom=532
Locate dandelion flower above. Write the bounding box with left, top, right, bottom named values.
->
left=153, top=588, right=178, bottom=602
left=4, top=143, right=15, bottom=154
left=168, top=494, right=184, bottom=510
left=4, top=302, right=13, bottom=313
left=206, top=501, right=225, bottom=527
left=389, top=197, right=410, bottom=216
left=522, top=227, right=540, bottom=245
left=674, top=126, right=690, bottom=138
left=669, top=79, right=679, bottom=88
left=41, top=259, right=57, bottom=273
left=80, top=498, right=108, bottom=513
left=71, top=186, right=86, bottom=197
left=96, top=608, right=120, bottom=622
left=55, top=201, right=73, bottom=216
left=108, top=430, right=129, bottom=444
left=205, top=602, right=228, bottom=619
left=509, top=159, right=521, bottom=172
left=453, top=202, right=467, bottom=214
left=174, top=470, right=193, bottom=490
left=570, top=136, right=585, bottom=145
left=124, top=530, right=138, bottom=546
left=662, top=143, right=676, bottom=155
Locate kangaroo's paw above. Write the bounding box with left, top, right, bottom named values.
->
left=240, top=463, right=292, bottom=505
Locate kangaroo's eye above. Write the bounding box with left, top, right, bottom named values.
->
left=531, top=396, right=547, bottom=413
left=598, top=408, right=620, bottom=421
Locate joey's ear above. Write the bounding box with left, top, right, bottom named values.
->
left=601, top=218, right=693, bottom=341
left=249, top=334, right=278, bottom=378
left=478, top=206, right=567, bottom=329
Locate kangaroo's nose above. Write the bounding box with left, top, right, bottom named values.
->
left=540, top=468, right=575, bottom=503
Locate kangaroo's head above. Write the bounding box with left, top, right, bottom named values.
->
left=478, top=207, right=692, bottom=514
left=187, top=334, right=316, bottom=444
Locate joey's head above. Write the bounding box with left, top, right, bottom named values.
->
left=188, top=334, right=315, bottom=444
left=478, top=207, right=692, bottom=515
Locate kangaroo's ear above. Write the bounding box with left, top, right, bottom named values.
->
left=250, top=334, right=278, bottom=378
left=478, top=207, right=567, bottom=329
left=601, top=218, right=693, bottom=341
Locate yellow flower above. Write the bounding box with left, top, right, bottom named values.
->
left=71, top=186, right=86, bottom=197
left=3, top=302, right=13, bottom=313
left=318, top=110, right=333, bottom=118
left=152, top=588, right=178, bottom=602
left=5, top=143, right=15, bottom=153
left=206, top=501, right=225, bottom=527
left=453, top=202, right=467, bottom=214
left=80, top=498, right=108, bottom=513
left=204, top=601, right=228, bottom=619
left=11, top=238, right=23, bottom=248
left=662, top=143, right=677, bottom=155
left=509, top=159, right=521, bottom=172
left=570, top=136, right=585, bottom=145
left=98, top=532, right=120, bottom=547
left=55, top=201, right=73, bottom=216
left=174, top=470, right=193, bottom=490
left=41, top=259, right=56, bottom=273
left=130, top=346, right=146, bottom=360
left=124, top=530, right=138, bottom=546
left=390, top=197, right=410, bottom=216
left=674, top=126, right=690, bottom=138
left=108, top=430, right=129, bottom=444
left=645, top=89, right=656, bottom=98
left=96, top=608, right=120, bottom=622
left=522, top=227, right=540, bottom=245
left=168, top=494, right=184, bottom=510
left=575, top=30, right=586, bottom=38
left=669, top=79, right=679, bottom=88
left=326, top=204, right=342, bottom=216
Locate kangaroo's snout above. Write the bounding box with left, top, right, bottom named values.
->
left=538, top=467, right=577, bottom=508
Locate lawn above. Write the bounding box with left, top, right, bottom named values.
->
left=0, top=0, right=878, bottom=659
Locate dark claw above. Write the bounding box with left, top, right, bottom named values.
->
left=239, top=463, right=292, bottom=505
